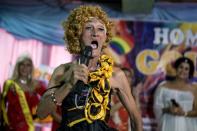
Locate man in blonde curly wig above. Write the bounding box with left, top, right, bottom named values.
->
left=62, top=5, right=113, bottom=54
left=37, top=5, right=142, bottom=131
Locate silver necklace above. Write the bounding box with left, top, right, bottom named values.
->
left=75, top=88, right=91, bottom=109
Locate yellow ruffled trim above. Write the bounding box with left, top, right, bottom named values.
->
left=67, top=55, right=113, bottom=127
left=84, top=55, right=113, bottom=124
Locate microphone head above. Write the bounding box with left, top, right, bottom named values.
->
left=82, top=46, right=92, bottom=57
left=79, top=46, right=93, bottom=66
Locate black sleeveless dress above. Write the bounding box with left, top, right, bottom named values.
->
left=57, top=54, right=116, bottom=131
left=57, top=82, right=116, bottom=131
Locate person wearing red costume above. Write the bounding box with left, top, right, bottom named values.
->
left=1, top=55, right=47, bottom=131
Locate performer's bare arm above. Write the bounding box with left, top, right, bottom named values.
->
left=37, top=62, right=89, bottom=119
left=110, top=69, right=143, bottom=131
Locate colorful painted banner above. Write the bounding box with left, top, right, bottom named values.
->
left=109, top=20, right=197, bottom=131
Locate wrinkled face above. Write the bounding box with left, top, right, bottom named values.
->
left=18, top=59, right=32, bottom=78
left=176, top=62, right=190, bottom=80
left=81, top=18, right=107, bottom=57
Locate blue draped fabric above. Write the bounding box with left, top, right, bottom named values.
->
left=0, top=3, right=68, bottom=44
left=146, top=3, right=197, bottom=22
left=0, top=0, right=197, bottom=45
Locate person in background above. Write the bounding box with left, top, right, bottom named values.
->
left=37, top=5, right=142, bottom=131
left=154, top=56, right=197, bottom=131
left=1, top=55, right=47, bottom=131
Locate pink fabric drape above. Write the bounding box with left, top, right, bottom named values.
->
left=49, top=45, right=72, bottom=68
left=0, top=28, right=72, bottom=89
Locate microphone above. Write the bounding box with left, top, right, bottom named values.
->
left=79, top=46, right=93, bottom=66
left=74, top=46, right=92, bottom=93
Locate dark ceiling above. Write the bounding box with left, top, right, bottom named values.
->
left=159, top=0, right=197, bottom=2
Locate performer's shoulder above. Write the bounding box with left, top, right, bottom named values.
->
left=53, top=62, right=72, bottom=72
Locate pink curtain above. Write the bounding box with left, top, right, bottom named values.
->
left=0, top=28, right=72, bottom=89
left=49, top=45, right=72, bottom=68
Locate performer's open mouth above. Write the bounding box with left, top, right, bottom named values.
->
left=91, top=41, right=98, bottom=49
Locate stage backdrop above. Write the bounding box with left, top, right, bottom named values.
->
left=108, top=20, right=197, bottom=131
left=0, top=29, right=72, bottom=89
left=0, top=20, right=197, bottom=131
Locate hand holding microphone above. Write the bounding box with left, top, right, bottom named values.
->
left=70, top=46, right=92, bottom=92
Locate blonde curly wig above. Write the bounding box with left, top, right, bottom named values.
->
left=62, top=5, right=114, bottom=54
